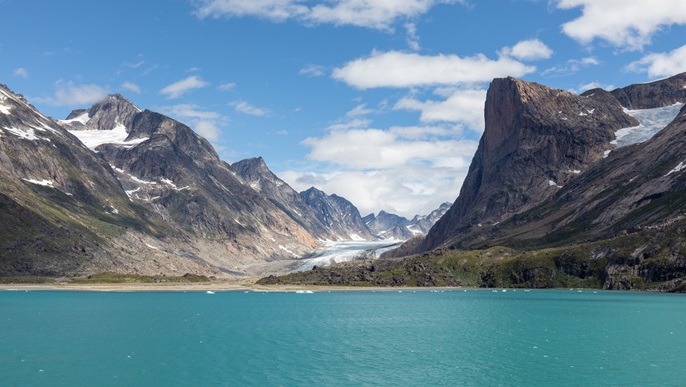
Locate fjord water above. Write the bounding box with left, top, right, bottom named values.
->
left=2, top=290, right=684, bottom=386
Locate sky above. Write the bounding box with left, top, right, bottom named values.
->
left=1, top=0, right=686, bottom=218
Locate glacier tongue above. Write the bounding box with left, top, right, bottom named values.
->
left=613, top=103, right=684, bottom=147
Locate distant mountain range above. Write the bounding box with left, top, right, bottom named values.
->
left=263, top=73, right=686, bottom=292
left=0, top=86, right=445, bottom=278
left=363, top=203, right=451, bottom=240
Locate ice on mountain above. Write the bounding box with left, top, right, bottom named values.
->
left=613, top=103, right=683, bottom=147
left=67, top=124, right=148, bottom=150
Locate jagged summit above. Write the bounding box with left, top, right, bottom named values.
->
left=300, top=187, right=375, bottom=241
left=63, top=93, right=141, bottom=131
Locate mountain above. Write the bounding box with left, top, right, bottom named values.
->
left=1, top=86, right=321, bottom=277
left=420, top=77, right=639, bottom=252
left=266, top=73, right=686, bottom=291
left=300, top=187, right=375, bottom=241
left=232, top=157, right=353, bottom=241
left=363, top=202, right=451, bottom=240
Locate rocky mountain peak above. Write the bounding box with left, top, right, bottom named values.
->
left=64, top=93, right=141, bottom=131
left=232, top=157, right=270, bottom=180
left=421, top=76, right=640, bottom=251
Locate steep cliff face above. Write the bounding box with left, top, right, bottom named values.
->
left=231, top=157, right=340, bottom=241
left=609, top=73, right=686, bottom=109
left=422, top=77, right=638, bottom=251
left=300, top=187, right=376, bottom=241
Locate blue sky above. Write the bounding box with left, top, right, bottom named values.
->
left=2, top=0, right=686, bottom=217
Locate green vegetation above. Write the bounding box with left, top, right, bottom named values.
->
left=260, top=224, right=686, bottom=292
left=72, top=272, right=210, bottom=284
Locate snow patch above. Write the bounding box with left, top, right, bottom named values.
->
left=348, top=233, right=365, bottom=241
left=0, top=103, right=11, bottom=115
left=60, top=112, right=90, bottom=125
left=129, top=175, right=156, bottom=185
left=23, top=178, right=54, bottom=187
left=548, top=180, right=563, bottom=188
left=2, top=127, right=45, bottom=141
left=569, top=170, right=581, bottom=174
left=666, top=161, right=686, bottom=176
left=68, top=124, right=148, bottom=150
left=145, top=243, right=160, bottom=250
left=110, top=207, right=119, bottom=214
left=278, top=245, right=298, bottom=257
left=125, top=187, right=140, bottom=197
left=614, top=103, right=684, bottom=147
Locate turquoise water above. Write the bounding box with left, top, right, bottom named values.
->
left=1, top=289, right=685, bottom=386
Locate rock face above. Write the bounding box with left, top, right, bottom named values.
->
left=231, top=157, right=342, bottom=241
left=0, top=86, right=321, bottom=277
left=363, top=202, right=451, bottom=240
left=609, top=72, right=686, bottom=109
left=422, top=77, right=639, bottom=251
left=300, top=187, right=375, bottom=241
left=62, top=94, right=141, bottom=131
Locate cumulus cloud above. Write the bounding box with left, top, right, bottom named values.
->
left=160, top=104, right=226, bottom=141
left=13, top=67, right=29, bottom=79
left=282, top=104, right=478, bottom=217
left=626, top=44, right=686, bottom=78
left=332, top=50, right=535, bottom=89
left=394, top=88, right=486, bottom=131
left=121, top=81, right=141, bottom=94
left=230, top=101, right=270, bottom=116
left=160, top=76, right=208, bottom=99
left=500, top=39, right=553, bottom=61
left=193, top=0, right=466, bottom=30
left=33, top=80, right=109, bottom=107
left=555, top=0, right=686, bottom=51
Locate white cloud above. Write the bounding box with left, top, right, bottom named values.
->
left=160, top=76, right=208, bottom=99
left=193, top=121, right=222, bottom=141
left=218, top=82, right=237, bottom=91
left=13, top=67, right=29, bottom=79
left=33, top=81, right=109, bottom=107
left=405, top=22, right=421, bottom=51
left=574, top=81, right=615, bottom=94
left=394, top=88, right=487, bottom=131
left=299, top=64, right=326, bottom=77
left=501, top=39, right=553, bottom=61
left=542, top=56, right=599, bottom=77
left=193, top=0, right=465, bottom=30
left=121, top=81, right=141, bottom=94
left=160, top=104, right=226, bottom=141
left=231, top=101, right=270, bottom=116
left=332, top=50, right=535, bottom=89
left=556, top=0, right=686, bottom=51
left=278, top=98, right=478, bottom=217
left=626, top=44, right=686, bottom=78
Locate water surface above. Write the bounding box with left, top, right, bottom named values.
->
left=1, top=289, right=684, bottom=386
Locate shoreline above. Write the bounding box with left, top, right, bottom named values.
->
left=0, top=281, right=470, bottom=293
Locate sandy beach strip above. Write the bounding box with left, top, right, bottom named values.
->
left=0, top=280, right=463, bottom=293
